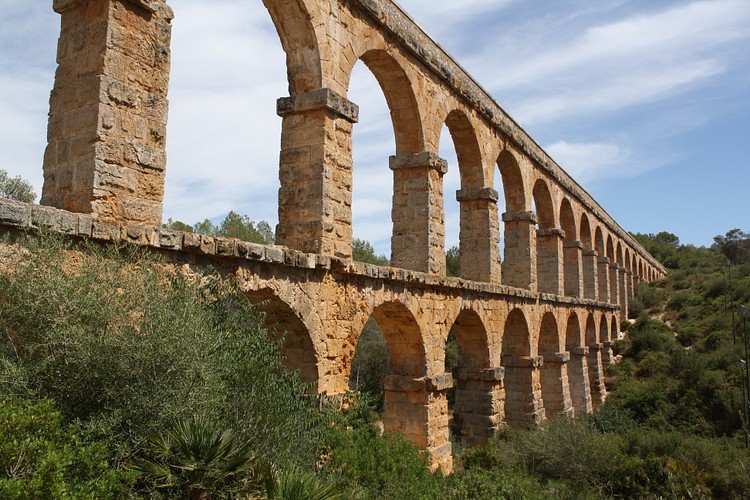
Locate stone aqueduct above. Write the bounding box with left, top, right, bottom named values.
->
left=2, top=0, right=668, bottom=471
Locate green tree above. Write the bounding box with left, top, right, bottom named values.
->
left=218, top=211, right=270, bottom=244
left=164, top=213, right=275, bottom=244
left=352, top=238, right=388, bottom=265
left=446, top=246, right=460, bottom=277
left=163, top=218, right=194, bottom=232
left=0, top=169, right=36, bottom=202
left=713, top=228, right=750, bottom=264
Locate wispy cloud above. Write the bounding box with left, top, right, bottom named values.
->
left=483, top=0, right=750, bottom=124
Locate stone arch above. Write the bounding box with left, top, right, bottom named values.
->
left=615, top=241, right=626, bottom=311
left=595, top=227, right=608, bottom=302
left=372, top=300, right=427, bottom=377
left=359, top=49, right=423, bottom=154
left=497, top=150, right=527, bottom=212
left=532, top=180, right=555, bottom=229
left=599, top=314, right=611, bottom=343
left=497, top=151, right=534, bottom=289
left=606, top=234, right=618, bottom=305
left=244, top=288, right=320, bottom=388
left=534, top=179, right=561, bottom=294
left=560, top=199, right=581, bottom=297
left=444, top=110, right=498, bottom=282
left=580, top=214, right=596, bottom=299
left=444, top=110, right=484, bottom=188
left=565, top=312, right=592, bottom=415
left=625, top=248, right=634, bottom=308
left=611, top=315, right=619, bottom=341
left=371, top=300, right=441, bottom=456
left=538, top=312, right=571, bottom=418
left=586, top=313, right=607, bottom=405
left=262, top=0, right=322, bottom=94
left=502, top=309, right=543, bottom=427
left=449, top=308, right=501, bottom=445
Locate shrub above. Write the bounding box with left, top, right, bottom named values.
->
left=0, top=234, right=323, bottom=469
left=0, top=397, right=134, bottom=499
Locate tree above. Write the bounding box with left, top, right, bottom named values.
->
left=164, top=213, right=275, bottom=244
left=0, top=169, right=36, bottom=202
left=713, top=228, right=750, bottom=264
left=446, top=246, right=460, bottom=277
left=218, top=211, right=269, bottom=243
left=352, top=238, right=388, bottom=265
left=163, top=218, right=193, bottom=232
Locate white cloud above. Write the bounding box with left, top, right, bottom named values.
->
left=545, top=140, right=630, bottom=182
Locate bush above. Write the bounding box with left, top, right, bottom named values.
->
left=0, top=234, right=323, bottom=470
left=0, top=397, right=133, bottom=499
left=320, top=396, right=439, bottom=499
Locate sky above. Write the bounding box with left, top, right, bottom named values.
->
left=1, top=0, right=749, bottom=257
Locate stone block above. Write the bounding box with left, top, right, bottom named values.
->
left=216, top=238, right=237, bottom=257
left=158, top=228, right=182, bottom=250
left=265, top=246, right=284, bottom=263
left=199, top=235, right=216, bottom=255
left=31, top=205, right=62, bottom=231
left=91, top=220, right=120, bottom=241
left=0, top=199, right=31, bottom=227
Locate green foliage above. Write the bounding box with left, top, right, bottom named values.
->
left=321, top=406, right=440, bottom=499
left=0, top=169, right=35, bottom=203
left=165, top=211, right=275, bottom=244
left=0, top=397, right=134, bottom=499
left=349, top=318, right=389, bottom=409
left=713, top=228, right=750, bottom=264
left=352, top=238, right=388, bottom=265
left=0, top=234, right=322, bottom=471
left=129, top=415, right=257, bottom=498
left=445, top=245, right=460, bottom=277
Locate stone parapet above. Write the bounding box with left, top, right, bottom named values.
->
left=0, top=198, right=627, bottom=310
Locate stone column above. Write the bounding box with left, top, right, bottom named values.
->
left=502, top=355, right=544, bottom=428
left=564, top=240, right=584, bottom=298
left=602, top=340, right=615, bottom=368
left=587, top=343, right=607, bottom=406
left=583, top=249, right=598, bottom=300
left=568, top=346, right=593, bottom=416
left=619, top=266, right=629, bottom=315
left=609, top=263, right=620, bottom=306
left=276, top=89, right=358, bottom=257
left=536, top=228, right=564, bottom=295
left=383, top=374, right=453, bottom=473
left=597, top=256, right=610, bottom=302
left=501, top=211, right=538, bottom=290
left=390, top=153, right=448, bottom=274
left=43, top=0, right=173, bottom=225
left=539, top=351, right=574, bottom=419
left=452, top=367, right=504, bottom=446
left=455, top=188, right=501, bottom=283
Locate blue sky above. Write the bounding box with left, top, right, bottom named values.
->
left=1, top=0, right=748, bottom=257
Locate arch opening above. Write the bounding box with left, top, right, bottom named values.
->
left=447, top=309, right=497, bottom=445
left=560, top=199, right=581, bottom=297
left=538, top=313, right=570, bottom=419
left=245, top=289, right=319, bottom=388
left=533, top=179, right=560, bottom=294
left=502, top=309, right=542, bottom=427
left=497, top=151, right=533, bottom=289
